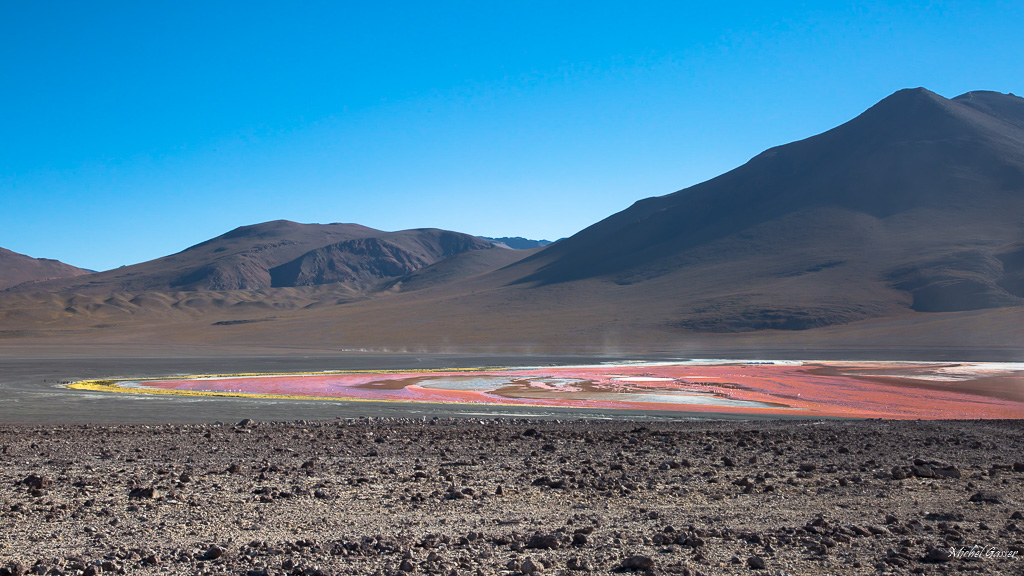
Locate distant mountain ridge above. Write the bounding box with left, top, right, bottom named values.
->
left=0, top=247, right=90, bottom=290
left=482, top=237, right=553, bottom=250
left=5, top=221, right=508, bottom=294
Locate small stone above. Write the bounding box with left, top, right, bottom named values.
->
left=969, top=491, right=1003, bottom=504
left=128, top=486, right=157, bottom=499
left=205, top=545, right=224, bottom=560
left=399, top=558, right=415, bottom=572
left=911, top=465, right=935, bottom=478
left=21, top=474, right=53, bottom=489
left=521, top=557, right=542, bottom=574
left=526, top=533, right=560, bottom=550
left=799, top=463, right=816, bottom=472
left=747, top=555, right=766, bottom=569
left=620, top=555, right=654, bottom=571
left=566, top=556, right=592, bottom=571
left=682, top=534, right=705, bottom=547
left=923, top=548, right=951, bottom=563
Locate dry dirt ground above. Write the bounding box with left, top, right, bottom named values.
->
left=1, top=419, right=1023, bottom=576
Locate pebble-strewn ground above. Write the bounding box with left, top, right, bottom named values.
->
left=1, top=419, right=1022, bottom=576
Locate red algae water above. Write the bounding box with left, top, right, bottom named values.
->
left=114, top=360, right=1024, bottom=419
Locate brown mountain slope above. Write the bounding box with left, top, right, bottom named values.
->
left=0, top=248, right=90, bottom=290
left=5, top=220, right=380, bottom=293
left=383, top=245, right=542, bottom=294
left=0, top=223, right=516, bottom=329
left=6, top=221, right=499, bottom=294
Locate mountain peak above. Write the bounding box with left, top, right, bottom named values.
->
left=951, top=90, right=1024, bottom=131
left=853, top=87, right=957, bottom=125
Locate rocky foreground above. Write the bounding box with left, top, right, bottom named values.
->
left=1, top=419, right=1022, bottom=576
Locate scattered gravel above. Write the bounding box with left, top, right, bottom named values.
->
left=1, top=419, right=1022, bottom=575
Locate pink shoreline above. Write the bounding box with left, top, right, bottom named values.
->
left=141, top=362, right=1024, bottom=419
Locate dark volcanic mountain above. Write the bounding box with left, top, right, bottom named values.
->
left=0, top=247, right=90, bottom=290
left=502, top=88, right=1024, bottom=330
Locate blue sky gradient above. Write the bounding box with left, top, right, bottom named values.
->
left=2, top=1, right=1022, bottom=271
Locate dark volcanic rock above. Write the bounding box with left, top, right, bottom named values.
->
left=620, top=555, right=654, bottom=571
left=128, top=485, right=157, bottom=499
left=923, top=548, right=952, bottom=563
left=526, top=533, right=560, bottom=550
left=969, top=491, right=1003, bottom=504
left=20, top=474, right=52, bottom=489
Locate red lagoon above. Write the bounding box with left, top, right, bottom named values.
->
left=130, top=360, right=1024, bottom=419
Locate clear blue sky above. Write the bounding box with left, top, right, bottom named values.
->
left=2, top=1, right=1022, bottom=271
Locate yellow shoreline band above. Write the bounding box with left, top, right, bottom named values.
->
left=67, top=370, right=517, bottom=406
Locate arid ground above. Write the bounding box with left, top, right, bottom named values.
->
left=1, top=418, right=1023, bottom=576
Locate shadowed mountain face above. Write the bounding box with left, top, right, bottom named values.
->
left=504, top=88, right=1024, bottom=330
left=0, top=248, right=90, bottom=290
left=268, top=230, right=494, bottom=287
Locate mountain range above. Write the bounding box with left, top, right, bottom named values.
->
left=2, top=87, right=1022, bottom=352
left=14, top=221, right=505, bottom=293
